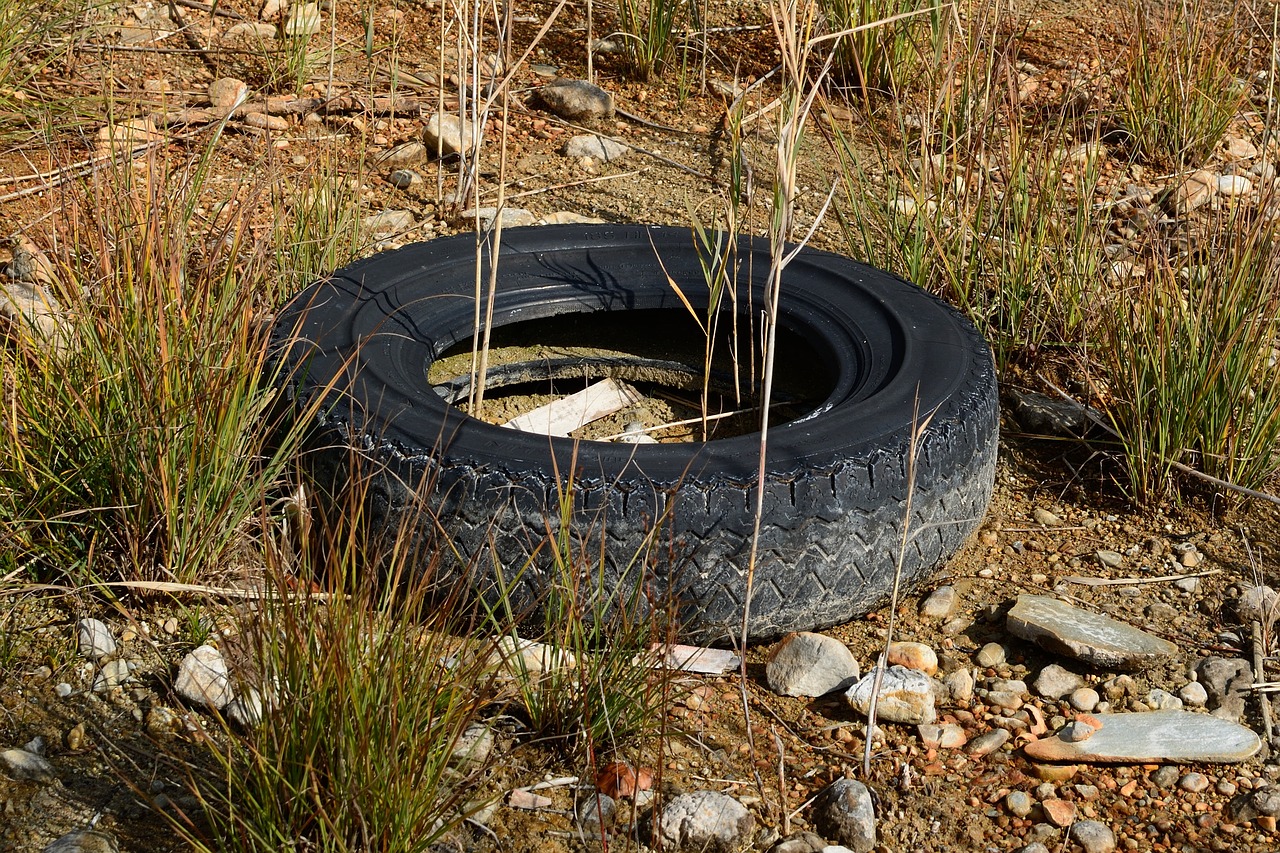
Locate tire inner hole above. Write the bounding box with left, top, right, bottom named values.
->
left=427, top=308, right=835, bottom=442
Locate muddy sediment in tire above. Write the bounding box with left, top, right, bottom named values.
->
left=270, top=224, right=999, bottom=642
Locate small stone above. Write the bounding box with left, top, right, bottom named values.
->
left=41, top=829, right=119, bottom=853
left=491, top=636, right=576, bottom=678
left=92, top=659, right=135, bottom=692
left=1, top=747, right=56, bottom=783
left=768, top=832, right=826, bottom=853
left=1096, top=550, right=1123, bottom=568
left=766, top=632, right=860, bottom=698
left=146, top=705, right=180, bottom=735
left=1180, top=772, right=1210, bottom=793
left=226, top=688, right=267, bottom=728
left=1069, top=820, right=1116, bottom=853
left=1033, top=508, right=1061, bottom=527
left=1179, top=549, right=1201, bottom=568
left=65, top=722, right=87, bottom=751
left=261, top=0, right=286, bottom=19
left=1197, top=656, right=1253, bottom=721
left=175, top=644, right=234, bottom=710
left=1223, top=135, right=1259, bottom=160
left=1018, top=845, right=1050, bottom=853
left=243, top=112, right=288, bottom=131
left=534, top=79, right=614, bottom=121
left=1042, top=798, right=1076, bottom=827
left=1069, top=687, right=1100, bottom=712
left=387, top=169, right=420, bottom=190
left=96, top=118, right=165, bottom=153
left=943, top=668, right=974, bottom=704
left=886, top=641, right=937, bottom=675
left=975, top=642, right=1007, bottom=668
left=208, top=77, right=247, bottom=111
left=654, top=791, right=755, bottom=852
left=539, top=211, right=608, bottom=225
left=1238, top=585, right=1280, bottom=628
left=1173, top=169, right=1218, bottom=213
left=577, top=792, right=616, bottom=828
left=812, top=779, right=876, bottom=853
left=451, top=723, right=495, bottom=770
left=562, top=134, right=629, bottom=162
left=1010, top=390, right=1092, bottom=435
left=1218, top=175, right=1253, bottom=196
left=1151, top=765, right=1180, bottom=788
left=917, top=722, right=966, bottom=749
left=423, top=113, right=480, bottom=157
left=362, top=209, right=416, bottom=238
left=460, top=207, right=536, bottom=229
left=55, top=683, right=73, bottom=698
left=377, top=141, right=427, bottom=168
left=919, top=586, right=958, bottom=619
left=845, top=666, right=936, bottom=725
left=508, top=788, right=553, bottom=809
left=224, top=21, right=278, bottom=40
left=966, top=728, right=1010, bottom=757
left=1179, top=681, right=1208, bottom=707
left=284, top=2, right=322, bottom=36
left=1217, top=779, right=1238, bottom=796
left=77, top=618, right=116, bottom=660
left=1006, top=595, right=1177, bottom=670
left=1006, top=790, right=1034, bottom=817
left=1062, top=721, right=1096, bottom=742
left=1034, top=664, right=1085, bottom=699
left=1145, top=688, right=1183, bottom=711
left=162, top=617, right=179, bottom=635
left=1174, top=576, right=1201, bottom=593
left=1229, top=785, right=1280, bottom=821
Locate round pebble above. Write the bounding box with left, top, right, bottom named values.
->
left=1070, top=820, right=1117, bottom=853
left=1178, top=681, right=1208, bottom=707
left=1152, top=766, right=1179, bottom=788
left=55, top=683, right=73, bottom=698
left=1006, top=790, right=1033, bottom=817
left=388, top=169, right=419, bottom=189
left=976, top=642, right=1007, bottom=668
left=1069, top=687, right=1100, bottom=712
left=1179, top=772, right=1210, bottom=793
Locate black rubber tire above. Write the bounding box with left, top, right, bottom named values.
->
left=270, top=224, right=998, bottom=642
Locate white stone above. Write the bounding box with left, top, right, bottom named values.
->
left=813, top=779, right=876, bottom=853
left=460, top=207, right=536, bottom=229
left=919, top=586, right=958, bottom=619
left=1217, top=175, right=1254, bottom=196
left=1178, top=681, right=1208, bottom=707
left=362, top=209, right=415, bottom=237
left=224, top=21, right=277, bottom=40
left=845, top=666, right=936, bottom=725
left=654, top=791, right=755, bottom=851
left=208, top=77, right=248, bottom=111
left=766, top=632, right=860, bottom=698
left=423, top=113, right=480, bottom=157
left=284, top=2, right=322, bottom=36
left=226, top=687, right=267, bottom=727
left=562, top=134, right=629, bottom=162
left=1006, top=595, right=1176, bottom=670
left=175, top=644, right=234, bottom=710
left=77, top=618, right=116, bottom=660
left=943, top=668, right=975, bottom=704
left=1, top=747, right=56, bottom=783
left=92, top=659, right=136, bottom=692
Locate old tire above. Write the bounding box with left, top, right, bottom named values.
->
left=270, top=224, right=998, bottom=642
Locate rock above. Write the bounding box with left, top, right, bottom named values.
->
left=886, top=641, right=937, bottom=675
left=769, top=831, right=827, bottom=853
left=284, top=2, right=322, bottom=36
left=943, top=668, right=974, bottom=704
left=1174, top=576, right=1201, bottom=593
left=42, top=830, right=120, bottom=853
left=508, top=788, right=552, bottom=809
left=1041, top=798, right=1076, bottom=827
left=1179, top=681, right=1208, bottom=707
left=1229, top=784, right=1280, bottom=821
left=1196, top=656, right=1253, bottom=721
left=1006, top=790, right=1033, bottom=817
left=175, top=644, right=234, bottom=710
left=261, top=0, right=286, bottom=19
left=1024, top=710, right=1261, bottom=764
left=492, top=636, right=576, bottom=678
left=1145, top=688, right=1183, bottom=711
left=1179, top=772, right=1209, bottom=793
left=2, top=271, right=65, bottom=342
left=1, top=747, right=56, bottom=783
left=845, top=666, right=936, bottom=725
left=460, top=207, right=537, bottom=229
left=812, top=779, right=876, bottom=853
left=1223, top=135, right=1259, bottom=160
left=562, top=134, right=629, bottom=162
left=1173, top=169, right=1218, bottom=213
left=208, top=77, right=247, bottom=111
left=1062, top=721, right=1095, bottom=742
left=918, top=722, right=966, bottom=749
left=966, top=728, right=1010, bottom=757
left=975, top=642, right=1007, bottom=668
left=387, top=169, right=420, bottom=190
left=96, top=118, right=165, bottom=153
left=1069, top=687, right=1100, bottom=712
left=224, top=21, right=278, bottom=40
left=540, top=211, right=608, bottom=225
left=1250, top=160, right=1276, bottom=182
left=1033, top=508, right=1061, bottom=527
left=55, top=682, right=72, bottom=698
left=243, top=112, right=288, bottom=131
left=1018, top=845, right=1050, bottom=853
left=423, top=113, right=480, bottom=157
left=77, top=618, right=116, bottom=660
left=577, top=792, right=616, bottom=828
left=1151, top=765, right=1179, bottom=788
left=1034, top=664, right=1085, bottom=699
left=534, top=79, right=614, bottom=121
left=1006, top=595, right=1177, bottom=670
left=1096, top=549, right=1123, bottom=568
left=919, top=586, right=958, bottom=619
left=376, top=141, right=427, bottom=168
left=653, top=791, right=755, bottom=852
left=1218, top=175, right=1253, bottom=196
left=226, top=687, right=267, bottom=728
left=7, top=235, right=57, bottom=286
left=1010, top=389, right=1093, bottom=435
left=1069, top=820, right=1116, bottom=853
left=1238, top=585, right=1280, bottom=628
left=362, top=209, right=415, bottom=238
left=92, top=659, right=136, bottom=692
left=449, top=722, right=494, bottom=769
left=766, top=632, right=860, bottom=698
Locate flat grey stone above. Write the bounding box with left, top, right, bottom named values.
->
left=1006, top=595, right=1176, bottom=670
left=460, top=207, right=536, bottom=229
left=42, top=830, right=119, bottom=853
left=919, top=586, right=958, bottom=619
left=77, top=618, right=116, bottom=659
left=362, top=209, right=415, bottom=238
left=377, top=141, right=426, bottom=168
left=1033, top=664, right=1085, bottom=699
left=92, top=658, right=136, bottom=692
left=1, top=747, right=57, bottom=783
left=653, top=791, right=754, bottom=852
left=766, top=632, right=860, bottom=698
left=422, top=113, right=479, bottom=157
left=562, top=133, right=629, bottom=162
left=1023, top=710, right=1261, bottom=764
left=534, top=79, right=614, bottom=120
